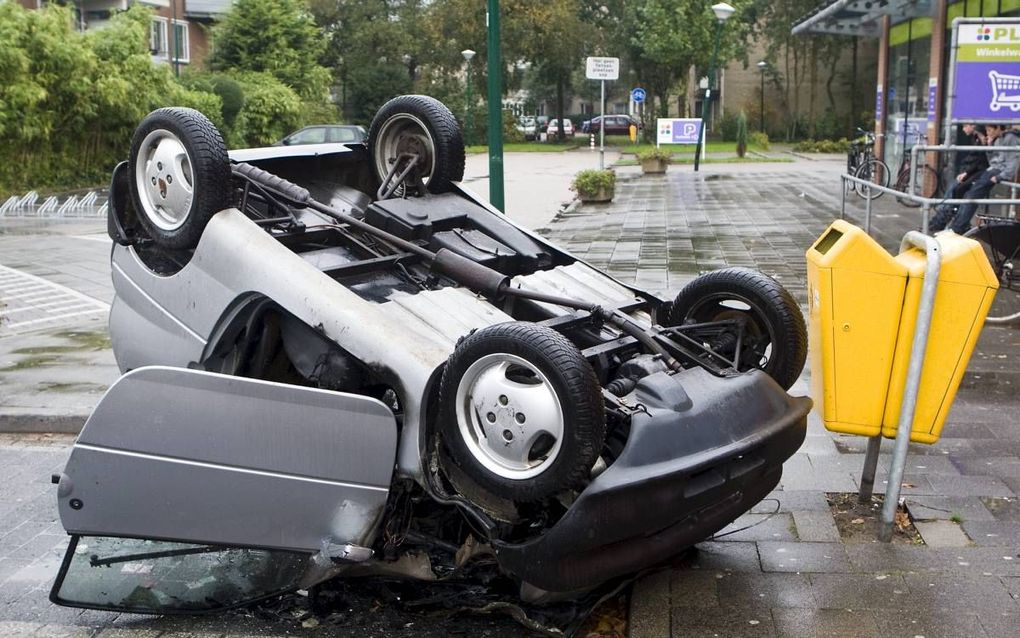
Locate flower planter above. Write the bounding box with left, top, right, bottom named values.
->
left=640, top=158, right=669, bottom=174
left=578, top=186, right=614, bottom=203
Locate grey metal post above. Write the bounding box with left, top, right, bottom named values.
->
left=922, top=203, right=930, bottom=234
left=865, top=186, right=873, bottom=235
left=859, top=435, right=882, bottom=503
left=944, top=19, right=960, bottom=147
left=878, top=232, right=942, bottom=543
left=841, top=176, right=847, bottom=220
left=599, top=79, right=606, bottom=170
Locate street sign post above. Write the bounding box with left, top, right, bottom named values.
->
left=587, top=57, right=620, bottom=170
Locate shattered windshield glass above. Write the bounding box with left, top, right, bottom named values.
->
left=51, top=536, right=309, bottom=613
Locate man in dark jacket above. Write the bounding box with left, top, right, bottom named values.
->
left=930, top=124, right=987, bottom=232
left=930, top=123, right=1020, bottom=234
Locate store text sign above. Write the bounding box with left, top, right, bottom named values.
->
left=953, top=22, right=1020, bottom=121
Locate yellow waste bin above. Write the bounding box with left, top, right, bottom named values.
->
left=806, top=220, right=909, bottom=437
left=881, top=231, right=999, bottom=443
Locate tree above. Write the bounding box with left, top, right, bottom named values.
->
left=0, top=3, right=219, bottom=195
left=619, top=0, right=753, bottom=130
left=210, top=0, right=331, bottom=101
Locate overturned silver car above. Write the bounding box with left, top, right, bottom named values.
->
left=50, top=96, right=810, bottom=614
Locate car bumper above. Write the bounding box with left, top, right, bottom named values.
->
left=493, top=368, right=810, bottom=592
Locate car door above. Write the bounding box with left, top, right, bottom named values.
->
left=50, top=366, right=397, bottom=614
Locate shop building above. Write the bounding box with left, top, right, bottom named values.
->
left=794, top=0, right=1020, bottom=172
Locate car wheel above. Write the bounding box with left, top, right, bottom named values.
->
left=668, top=268, right=807, bottom=391
left=368, top=95, right=465, bottom=195
left=128, top=108, right=231, bottom=250
left=439, top=322, right=605, bottom=502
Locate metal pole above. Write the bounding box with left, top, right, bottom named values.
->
left=465, top=63, right=473, bottom=147
left=944, top=19, right=961, bottom=147
left=922, top=203, right=930, bottom=234
left=486, top=0, right=505, bottom=212
left=760, top=69, right=765, bottom=132
left=599, top=79, right=606, bottom=170
left=841, top=175, right=847, bottom=219
left=859, top=435, right=882, bottom=503
left=878, top=232, right=942, bottom=542
left=695, top=20, right=724, bottom=173
left=172, top=0, right=180, bottom=78
left=865, top=185, right=873, bottom=235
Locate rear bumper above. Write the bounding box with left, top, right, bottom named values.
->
left=493, top=368, right=810, bottom=592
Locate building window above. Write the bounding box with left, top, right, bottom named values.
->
left=150, top=18, right=168, bottom=58
left=171, top=21, right=190, bottom=64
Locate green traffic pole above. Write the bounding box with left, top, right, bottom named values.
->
left=695, top=21, right=723, bottom=173
left=465, top=64, right=473, bottom=147
left=486, top=0, right=505, bottom=212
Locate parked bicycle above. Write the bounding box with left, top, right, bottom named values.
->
left=846, top=129, right=879, bottom=197
left=851, top=135, right=942, bottom=205
left=965, top=213, right=1020, bottom=323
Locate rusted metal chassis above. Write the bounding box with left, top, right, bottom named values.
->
left=231, top=162, right=741, bottom=378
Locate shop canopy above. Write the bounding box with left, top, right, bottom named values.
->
left=792, top=0, right=936, bottom=37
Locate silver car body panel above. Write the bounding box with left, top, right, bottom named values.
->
left=109, top=204, right=648, bottom=480
left=56, top=366, right=397, bottom=552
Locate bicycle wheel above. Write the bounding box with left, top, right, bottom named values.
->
left=964, top=222, right=1020, bottom=323
left=854, top=158, right=889, bottom=200
left=896, top=164, right=941, bottom=208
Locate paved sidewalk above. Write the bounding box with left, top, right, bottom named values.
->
left=552, top=166, right=1019, bottom=638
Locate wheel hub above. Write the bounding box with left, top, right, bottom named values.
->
left=455, top=354, right=563, bottom=480
left=136, top=130, right=195, bottom=231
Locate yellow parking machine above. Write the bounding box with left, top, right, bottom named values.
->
left=806, top=220, right=909, bottom=438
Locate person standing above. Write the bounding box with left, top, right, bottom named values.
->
left=931, top=123, right=1020, bottom=234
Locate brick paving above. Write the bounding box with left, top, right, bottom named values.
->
left=563, top=166, right=1020, bottom=638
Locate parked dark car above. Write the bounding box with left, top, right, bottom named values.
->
left=583, top=115, right=641, bottom=136
left=274, top=124, right=368, bottom=146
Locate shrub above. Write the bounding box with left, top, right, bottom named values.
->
left=793, top=138, right=851, bottom=154
left=570, top=169, right=615, bottom=197
left=719, top=111, right=739, bottom=142
left=0, top=3, right=224, bottom=196
left=750, top=131, right=770, bottom=150
left=736, top=111, right=749, bottom=158
left=231, top=72, right=303, bottom=146
left=635, top=148, right=673, bottom=162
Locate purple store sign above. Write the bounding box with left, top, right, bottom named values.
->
left=928, top=78, right=938, bottom=123
left=953, top=22, right=1020, bottom=122
left=875, top=85, right=884, bottom=123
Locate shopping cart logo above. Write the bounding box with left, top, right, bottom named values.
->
left=989, top=70, right=1020, bottom=112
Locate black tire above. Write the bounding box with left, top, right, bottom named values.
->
left=668, top=268, right=807, bottom=390
left=896, top=164, right=941, bottom=208
left=854, top=158, right=889, bottom=200
left=964, top=223, right=1020, bottom=322
left=128, top=108, right=231, bottom=250
left=438, top=322, right=605, bottom=502
left=368, top=95, right=465, bottom=195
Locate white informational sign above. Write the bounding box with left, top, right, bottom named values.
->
left=585, top=57, right=620, bottom=81
left=656, top=118, right=703, bottom=145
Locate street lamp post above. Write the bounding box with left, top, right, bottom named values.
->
left=486, top=0, right=505, bottom=212
left=462, top=49, right=476, bottom=147
left=694, top=2, right=735, bottom=172
left=757, top=60, right=768, bottom=133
